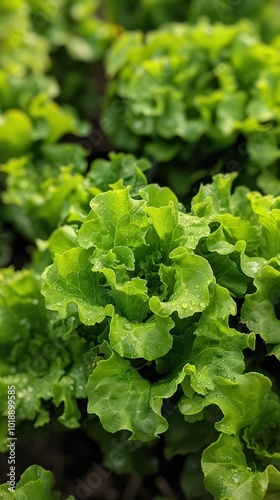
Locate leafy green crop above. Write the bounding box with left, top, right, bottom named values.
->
left=0, top=68, right=85, bottom=164
left=1, top=172, right=280, bottom=497
left=1, top=1, right=280, bottom=496
left=0, top=59, right=85, bottom=164
left=0, top=0, right=109, bottom=152
left=0, top=464, right=74, bottom=499
left=103, top=19, right=280, bottom=195
left=38, top=173, right=280, bottom=498
left=0, top=1, right=50, bottom=76
left=0, top=268, right=94, bottom=452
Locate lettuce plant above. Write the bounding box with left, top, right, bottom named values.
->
left=0, top=267, right=94, bottom=452
left=0, top=464, right=74, bottom=499
left=0, top=6, right=81, bottom=161
left=1, top=1, right=280, bottom=494
left=1, top=172, right=280, bottom=497
left=0, top=2, right=84, bottom=163
left=191, top=173, right=280, bottom=357
left=0, top=67, right=85, bottom=164
left=39, top=173, right=280, bottom=498
left=0, top=265, right=158, bottom=481
left=0, top=0, right=107, bottom=153
left=103, top=19, right=280, bottom=195
left=0, top=0, right=50, bottom=76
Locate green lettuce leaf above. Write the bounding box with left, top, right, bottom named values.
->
left=86, top=341, right=186, bottom=441
left=78, top=187, right=148, bottom=253
left=87, top=152, right=150, bottom=195
left=0, top=110, right=32, bottom=163
left=42, top=247, right=108, bottom=325
left=192, top=174, right=280, bottom=277
left=149, top=248, right=214, bottom=319
left=241, top=259, right=280, bottom=345
left=107, top=305, right=174, bottom=360
left=180, top=373, right=271, bottom=435
left=0, top=464, right=74, bottom=499
left=202, top=434, right=280, bottom=500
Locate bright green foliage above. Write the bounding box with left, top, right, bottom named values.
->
left=191, top=173, right=280, bottom=270
left=1, top=144, right=90, bottom=240
left=41, top=183, right=213, bottom=439
left=1, top=172, right=280, bottom=496
left=0, top=85, right=84, bottom=165
left=87, top=341, right=187, bottom=441
left=0, top=465, right=74, bottom=499
left=42, top=184, right=212, bottom=333
left=0, top=70, right=65, bottom=160
left=103, top=20, right=280, bottom=195
left=0, top=0, right=102, bottom=164
left=0, top=1, right=50, bottom=76
left=192, top=172, right=280, bottom=353
left=40, top=173, right=280, bottom=497
left=0, top=111, right=33, bottom=163
left=1, top=0, right=280, bottom=492
left=0, top=268, right=95, bottom=451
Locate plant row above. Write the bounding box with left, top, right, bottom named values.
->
left=1, top=1, right=280, bottom=499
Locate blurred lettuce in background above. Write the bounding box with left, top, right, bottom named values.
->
left=102, top=19, right=280, bottom=196
left=102, top=0, right=280, bottom=41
